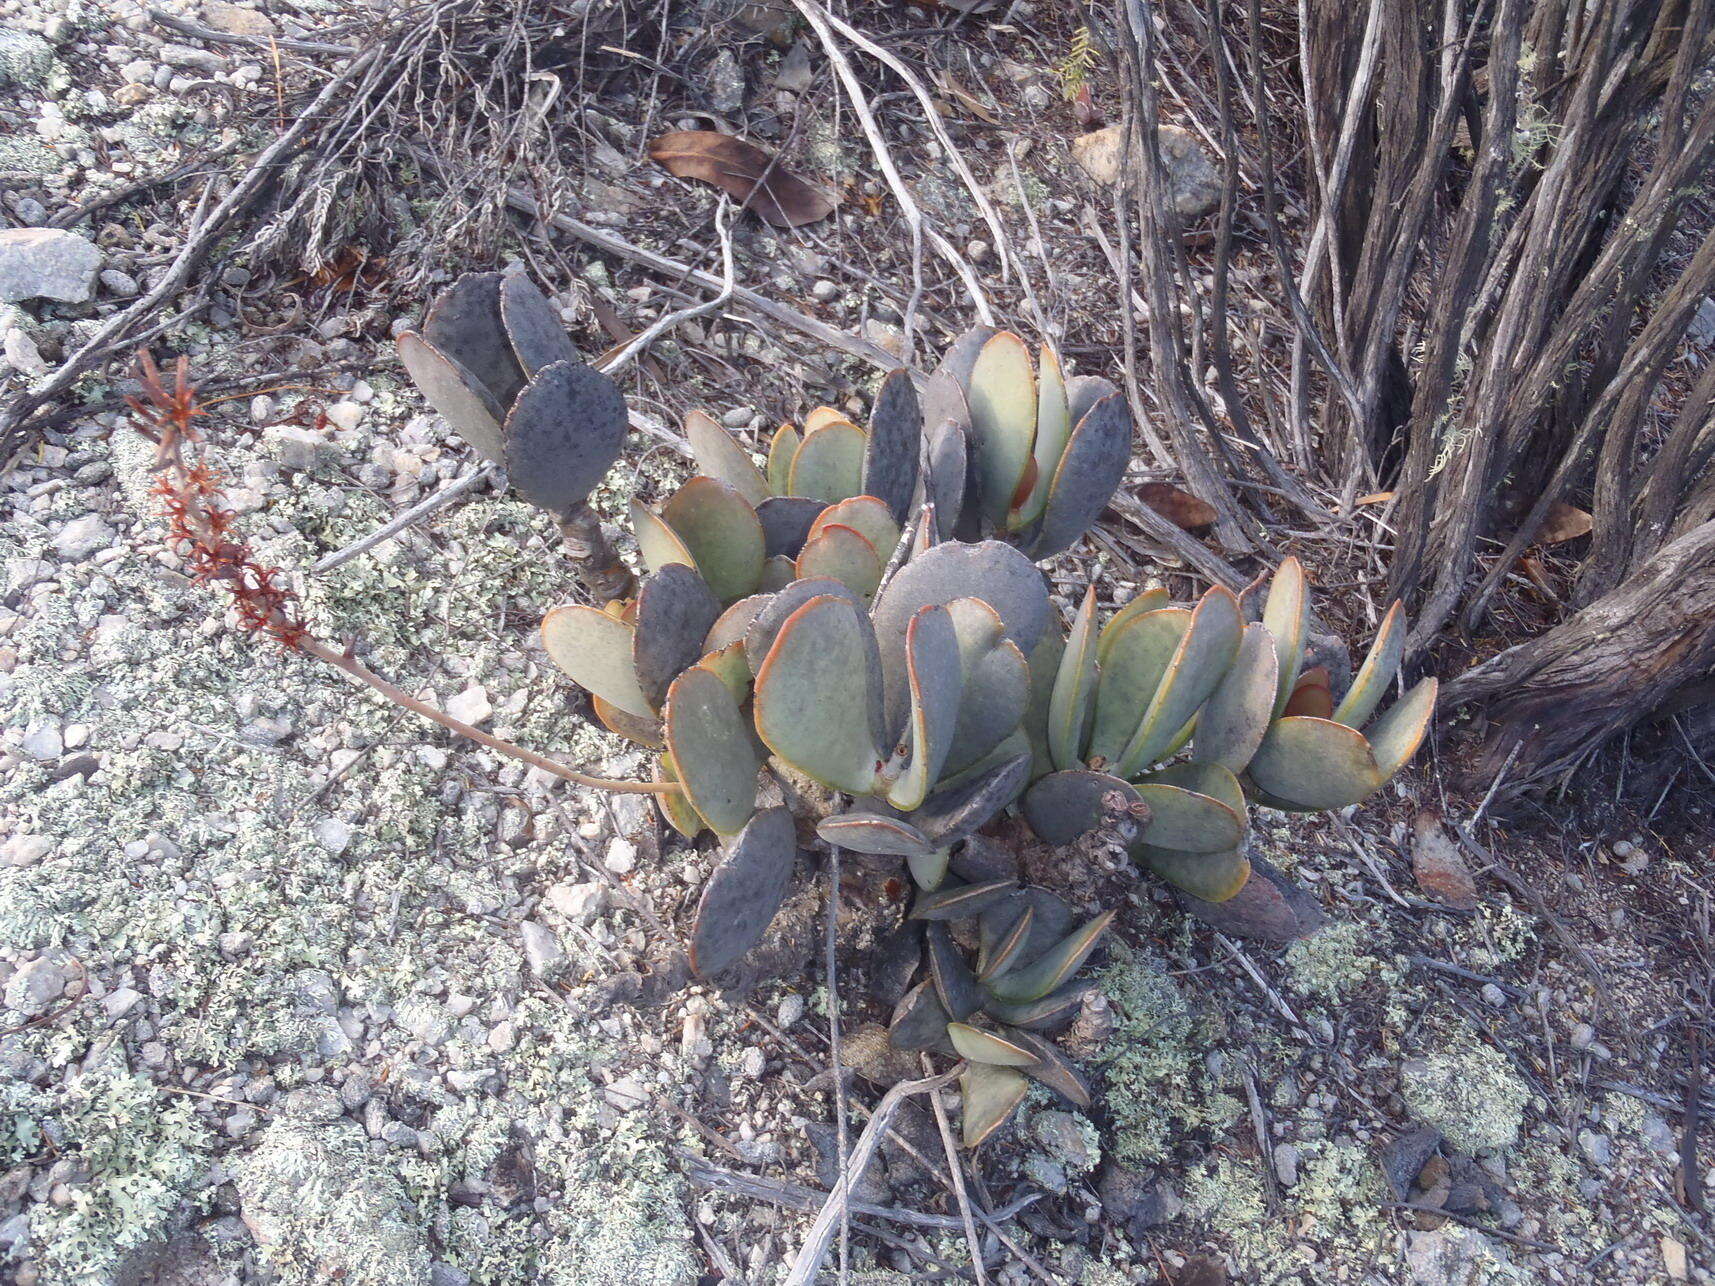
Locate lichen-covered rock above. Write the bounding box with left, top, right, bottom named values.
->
left=237, top=1116, right=431, bottom=1286
left=1400, top=1044, right=1530, bottom=1155
left=0, top=229, right=103, bottom=304
left=0, top=30, right=54, bottom=89
left=1069, top=124, right=1224, bottom=218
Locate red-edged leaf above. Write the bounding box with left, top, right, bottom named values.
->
left=648, top=131, right=836, bottom=228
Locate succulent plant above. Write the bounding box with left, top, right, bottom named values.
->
left=397, top=272, right=635, bottom=598
left=889, top=880, right=1112, bottom=1145
left=1018, top=557, right=1438, bottom=906
left=919, top=326, right=1133, bottom=557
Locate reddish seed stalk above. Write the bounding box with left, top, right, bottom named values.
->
left=129, top=350, right=667, bottom=797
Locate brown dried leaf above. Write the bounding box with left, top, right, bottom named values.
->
left=648, top=130, right=836, bottom=228
left=1136, top=482, right=1217, bottom=531
left=1411, top=810, right=1478, bottom=911
left=1537, top=500, right=1593, bottom=544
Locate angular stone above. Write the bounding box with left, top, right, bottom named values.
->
left=0, top=228, right=103, bottom=304
left=1070, top=125, right=1224, bottom=218
left=5, top=958, right=66, bottom=1016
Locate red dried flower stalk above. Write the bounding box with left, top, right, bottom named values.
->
left=128, top=350, right=664, bottom=796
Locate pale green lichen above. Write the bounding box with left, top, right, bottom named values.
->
left=1401, top=1042, right=1530, bottom=1154
left=1095, top=942, right=1242, bottom=1165
left=1283, top=919, right=1402, bottom=1005
left=7, top=1064, right=213, bottom=1285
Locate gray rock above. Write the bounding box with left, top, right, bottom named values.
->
left=603, top=1074, right=649, bottom=1111
left=5, top=958, right=66, bottom=1016
left=1404, top=1224, right=1515, bottom=1286
left=1070, top=124, right=1225, bottom=219
left=520, top=921, right=565, bottom=978
left=543, top=881, right=607, bottom=924
left=1578, top=1129, right=1611, bottom=1166
left=0, top=229, right=103, bottom=304
left=1031, top=1110, right=1095, bottom=1173
left=52, top=513, right=114, bottom=560
left=99, top=268, right=140, bottom=297
left=3, top=834, right=52, bottom=868
left=430, top=1265, right=472, bottom=1286
left=1273, top=1141, right=1301, bottom=1187
left=264, top=424, right=329, bottom=472
left=313, top=818, right=353, bottom=856
left=806, top=1121, right=892, bottom=1204
left=20, top=721, right=62, bottom=760
left=101, top=987, right=142, bottom=1019
left=1691, top=297, right=1715, bottom=345
left=203, top=1, right=279, bottom=37
left=707, top=49, right=745, bottom=114
left=1097, top=1161, right=1180, bottom=1236
left=3, top=328, right=46, bottom=377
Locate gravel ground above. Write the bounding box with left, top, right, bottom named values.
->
left=2, top=2, right=1713, bottom=1285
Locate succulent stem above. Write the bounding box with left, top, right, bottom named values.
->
left=557, top=500, right=637, bottom=604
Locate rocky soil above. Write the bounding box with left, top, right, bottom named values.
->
left=2, top=2, right=1712, bottom=1285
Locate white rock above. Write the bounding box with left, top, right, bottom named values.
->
left=2, top=834, right=51, bottom=867
left=445, top=684, right=492, bottom=726
left=0, top=228, right=103, bottom=304
left=520, top=920, right=565, bottom=978
left=544, top=880, right=608, bottom=923
left=604, top=837, right=637, bottom=875
left=102, top=986, right=142, bottom=1018
left=323, top=400, right=364, bottom=432
left=313, top=818, right=353, bottom=856
left=52, top=513, right=114, bottom=559
left=20, top=721, right=62, bottom=760
left=264, top=424, right=330, bottom=471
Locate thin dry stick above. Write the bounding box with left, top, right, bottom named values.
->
left=602, top=197, right=738, bottom=375
left=825, top=846, right=851, bottom=1284
left=923, top=1055, right=989, bottom=1286
left=787, top=0, right=994, bottom=339
left=781, top=1067, right=961, bottom=1286
left=313, top=464, right=498, bottom=573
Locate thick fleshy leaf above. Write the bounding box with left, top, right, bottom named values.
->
left=944, top=600, right=1030, bottom=773
left=689, top=807, right=797, bottom=976
left=986, top=911, right=1115, bottom=1004
left=925, top=415, right=971, bottom=541
left=1064, top=374, right=1119, bottom=428
left=934, top=325, right=1000, bottom=391
left=907, top=846, right=952, bottom=890
left=789, top=420, right=867, bottom=502
left=817, top=811, right=934, bottom=857
left=1284, top=669, right=1335, bottom=719
left=1115, top=585, right=1243, bottom=777
left=592, top=694, right=663, bottom=748
left=422, top=272, right=523, bottom=407
left=499, top=273, right=578, bottom=375
left=928, top=923, right=982, bottom=1021
left=664, top=665, right=758, bottom=836
left=864, top=368, right=921, bottom=523
left=1364, top=677, right=1438, bottom=778
left=809, top=496, right=900, bottom=562
left=503, top=360, right=628, bottom=516
left=977, top=905, right=1034, bottom=981
left=397, top=331, right=507, bottom=463
left=805, top=406, right=846, bottom=432
left=1088, top=607, right=1189, bottom=767
left=1020, top=769, right=1141, bottom=845
left=758, top=554, right=796, bottom=591
left=653, top=753, right=704, bottom=838
left=915, top=753, right=1032, bottom=849
left=948, top=1022, right=1041, bottom=1067
left=1022, top=626, right=1066, bottom=781
left=795, top=524, right=882, bottom=600
left=961, top=1063, right=1029, bottom=1147
left=967, top=331, right=1038, bottom=527
left=887, top=605, right=964, bottom=812
left=752, top=594, right=884, bottom=794
left=889, top=981, right=955, bottom=1053
left=661, top=477, right=766, bottom=604
left=705, top=594, right=770, bottom=655
left=1334, top=602, right=1406, bottom=730
left=631, top=499, right=697, bottom=575
left=767, top=423, right=800, bottom=495
left=542, top=605, right=653, bottom=718
left=1263, top=557, right=1310, bottom=717
left=1012, top=1030, right=1091, bottom=1108
left=1134, top=844, right=1252, bottom=901
left=697, top=640, right=753, bottom=702
left=744, top=577, right=864, bottom=680
left=981, top=982, right=1091, bottom=1032
left=1048, top=587, right=1100, bottom=771
left=911, top=878, right=1017, bottom=921
left=1143, top=761, right=1247, bottom=816
left=755, top=496, right=828, bottom=559
left=1015, top=344, right=1071, bottom=528
left=871, top=921, right=925, bottom=1007
left=1030, top=392, right=1132, bottom=560
left=1247, top=716, right=1383, bottom=810
left=1131, top=777, right=1244, bottom=853
left=872, top=540, right=1050, bottom=738
left=1193, top=622, right=1279, bottom=770
left=632, top=565, right=722, bottom=710
left=1097, top=587, right=1170, bottom=664
left=685, top=409, right=769, bottom=505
